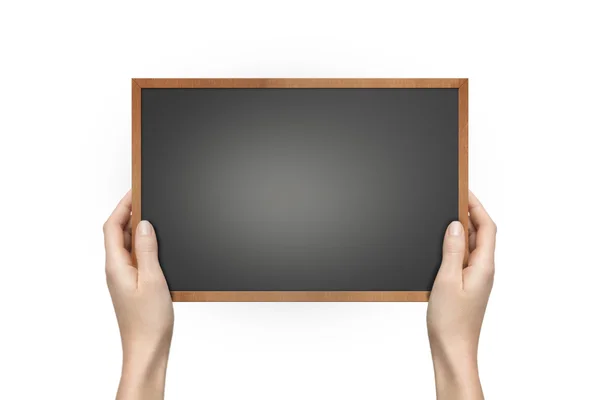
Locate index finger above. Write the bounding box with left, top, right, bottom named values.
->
left=103, top=190, right=132, bottom=257
left=469, top=191, right=497, bottom=255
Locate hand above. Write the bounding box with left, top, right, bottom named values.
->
left=427, top=191, right=497, bottom=400
left=103, top=191, right=174, bottom=400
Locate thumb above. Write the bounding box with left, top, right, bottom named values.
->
left=135, top=220, right=161, bottom=274
left=437, top=221, right=466, bottom=281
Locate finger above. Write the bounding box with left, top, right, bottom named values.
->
left=468, top=217, right=477, bottom=252
left=468, top=191, right=497, bottom=257
left=103, top=191, right=132, bottom=263
left=135, top=220, right=163, bottom=279
left=435, top=221, right=466, bottom=284
left=124, top=218, right=133, bottom=251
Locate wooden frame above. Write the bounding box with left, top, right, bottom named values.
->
left=132, top=78, right=468, bottom=302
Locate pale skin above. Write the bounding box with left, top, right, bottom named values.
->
left=103, top=191, right=173, bottom=400
left=427, top=192, right=496, bottom=400
left=104, top=190, right=496, bottom=400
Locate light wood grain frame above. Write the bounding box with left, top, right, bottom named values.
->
left=132, top=78, right=468, bottom=302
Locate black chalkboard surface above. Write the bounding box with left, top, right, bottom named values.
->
left=132, top=79, right=468, bottom=301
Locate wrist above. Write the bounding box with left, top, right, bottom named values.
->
left=122, top=342, right=170, bottom=377
left=431, top=342, right=482, bottom=399
left=118, top=340, right=170, bottom=399
left=122, top=332, right=172, bottom=365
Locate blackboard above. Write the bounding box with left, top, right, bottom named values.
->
left=132, top=79, right=468, bottom=301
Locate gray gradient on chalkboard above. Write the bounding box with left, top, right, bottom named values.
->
left=141, top=88, right=458, bottom=291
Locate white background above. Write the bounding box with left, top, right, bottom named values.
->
left=1, top=1, right=599, bottom=399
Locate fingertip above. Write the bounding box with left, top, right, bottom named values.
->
left=135, top=221, right=158, bottom=256
left=133, top=221, right=163, bottom=277
left=137, top=220, right=153, bottom=237
left=442, top=221, right=466, bottom=256
left=448, top=221, right=463, bottom=236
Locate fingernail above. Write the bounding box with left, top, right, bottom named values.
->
left=449, top=221, right=463, bottom=236
left=138, top=220, right=152, bottom=236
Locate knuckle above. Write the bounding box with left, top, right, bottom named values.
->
left=486, top=264, right=496, bottom=279
left=105, top=263, right=116, bottom=279
left=483, top=217, right=498, bottom=234
left=482, top=271, right=495, bottom=289
left=474, top=262, right=495, bottom=284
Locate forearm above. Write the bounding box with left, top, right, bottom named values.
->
left=431, top=346, right=483, bottom=400
left=117, top=347, right=169, bottom=400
